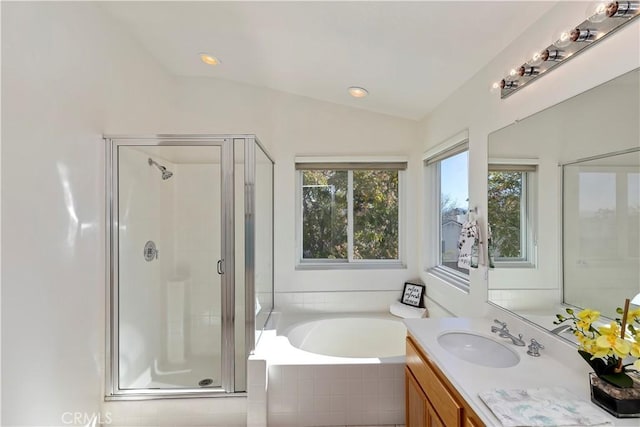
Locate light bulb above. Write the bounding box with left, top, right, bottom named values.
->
left=518, top=66, right=540, bottom=77
left=528, top=51, right=544, bottom=66
left=553, top=29, right=574, bottom=48
left=570, top=28, right=598, bottom=42
left=509, top=69, right=518, bottom=77
left=587, top=2, right=609, bottom=22
left=606, top=1, right=640, bottom=17
left=542, top=49, right=565, bottom=62
left=490, top=82, right=501, bottom=93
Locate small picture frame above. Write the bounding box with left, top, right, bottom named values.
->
left=401, top=282, right=425, bottom=308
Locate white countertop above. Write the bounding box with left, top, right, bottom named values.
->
left=404, top=317, right=638, bottom=426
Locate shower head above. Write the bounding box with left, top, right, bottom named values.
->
left=148, top=158, right=173, bottom=180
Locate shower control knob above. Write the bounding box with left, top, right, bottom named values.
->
left=144, top=240, right=158, bottom=262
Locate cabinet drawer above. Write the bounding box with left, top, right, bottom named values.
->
left=407, top=337, right=463, bottom=427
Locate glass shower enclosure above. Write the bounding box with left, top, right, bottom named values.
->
left=104, top=135, right=273, bottom=398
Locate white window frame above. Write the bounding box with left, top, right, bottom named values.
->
left=424, top=131, right=470, bottom=290
left=295, top=157, right=407, bottom=270
left=488, top=160, right=538, bottom=268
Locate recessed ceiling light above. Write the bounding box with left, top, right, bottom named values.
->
left=348, top=86, right=368, bottom=98
left=200, top=53, right=221, bottom=66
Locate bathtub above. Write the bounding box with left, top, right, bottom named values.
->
left=251, top=313, right=407, bottom=427
left=286, top=317, right=406, bottom=359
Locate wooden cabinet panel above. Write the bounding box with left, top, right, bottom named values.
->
left=405, top=368, right=427, bottom=427
left=464, top=415, right=483, bottom=427
left=407, top=337, right=462, bottom=426
left=406, top=335, right=485, bottom=427
left=406, top=367, right=447, bottom=427
left=427, top=403, right=446, bottom=427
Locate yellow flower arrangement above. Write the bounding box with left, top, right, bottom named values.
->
left=555, top=303, right=640, bottom=388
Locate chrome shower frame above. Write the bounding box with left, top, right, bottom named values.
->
left=103, top=134, right=274, bottom=400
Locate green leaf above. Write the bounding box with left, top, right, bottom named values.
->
left=616, top=307, right=624, bottom=315
left=566, top=308, right=574, bottom=315
left=600, top=373, right=634, bottom=388
left=579, top=350, right=604, bottom=374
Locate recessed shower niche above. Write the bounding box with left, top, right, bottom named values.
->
left=104, top=135, right=274, bottom=398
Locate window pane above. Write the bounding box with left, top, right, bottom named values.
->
left=353, top=170, right=399, bottom=260
left=488, top=171, right=524, bottom=259
left=629, top=173, right=639, bottom=257
left=302, top=170, right=348, bottom=259
left=578, top=172, right=617, bottom=258
left=440, top=151, right=468, bottom=273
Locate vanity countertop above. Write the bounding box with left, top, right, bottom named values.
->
left=404, top=317, right=638, bottom=426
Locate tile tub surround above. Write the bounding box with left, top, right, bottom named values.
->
left=404, top=317, right=639, bottom=426
left=248, top=312, right=406, bottom=427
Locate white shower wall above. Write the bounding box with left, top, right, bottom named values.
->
left=173, top=163, right=222, bottom=360
left=117, top=148, right=176, bottom=388
left=119, top=154, right=230, bottom=388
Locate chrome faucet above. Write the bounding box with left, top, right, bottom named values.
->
left=527, top=339, right=545, bottom=357
left=550, top=324, right=572, bottom=335
left=499, top=330, right=526, bottom=346
left=491, top=319, right=508, bottom=334
left=491, top=319, right=525, bottom=346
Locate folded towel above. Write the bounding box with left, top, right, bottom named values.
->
left=389, top=300, right=427, bottom=319
left=458, top=219, right=481, bottom=269
left=479, top=387, right=612, bottom=426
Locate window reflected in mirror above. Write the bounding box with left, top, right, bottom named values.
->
left=488, top=164, right=537, bottom=267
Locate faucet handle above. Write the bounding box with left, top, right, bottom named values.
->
left=527, top=339, right=544, bottom=357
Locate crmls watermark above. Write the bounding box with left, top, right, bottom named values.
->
left=61, top=412, right=112, bottom=426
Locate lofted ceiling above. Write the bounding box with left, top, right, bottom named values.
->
left=102, top=1, right=557, bottom=120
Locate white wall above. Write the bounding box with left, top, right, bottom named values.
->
left=166, top=77, right=422, bottom=297
left=1, top=2, right=175, bottom=425
left=418, top=1, right=640, bottom=317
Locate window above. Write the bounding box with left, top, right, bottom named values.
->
left=487, top=164, right=537, bottom=266
left=425, top=142, right=469, bottom=284
left=296, top=161, right=406, bottom=267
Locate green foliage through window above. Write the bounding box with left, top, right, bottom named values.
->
left=353, top=170, right=399, bottom=259
left=302, top=170, right=348, bottom=259
left=301, top=168, right=399, bottom=261
left=488, top=171, right=524, bottom=258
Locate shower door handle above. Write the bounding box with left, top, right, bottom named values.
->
left=217, top=259, right=224, bottom=275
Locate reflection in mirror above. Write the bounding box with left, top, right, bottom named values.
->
left=563, top=149, right=640, bottom=319
left=487, top=68, right=640, bottom=334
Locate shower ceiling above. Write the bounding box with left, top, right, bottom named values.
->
left=100, top=1, right=557, bottom=120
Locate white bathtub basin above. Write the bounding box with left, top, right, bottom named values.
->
left=437, top=331, right=520, bottom=368
left=286, top=316, right=406, bottom=358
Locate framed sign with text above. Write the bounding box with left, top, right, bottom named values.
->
left=401, top=282, right=425, bottom=308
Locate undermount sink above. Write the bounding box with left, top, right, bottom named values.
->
left=437, top=331, right=520, bottom=368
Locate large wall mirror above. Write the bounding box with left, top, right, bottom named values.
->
left=487, top=68, right=639, bottom=333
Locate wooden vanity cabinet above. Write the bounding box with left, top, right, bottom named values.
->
left=406, top=335, right=485, bottom=427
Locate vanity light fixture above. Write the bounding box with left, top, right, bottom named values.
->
left=199, top=53, right=221, bottom=66
left=518, top=66, right=540, bottom=77
left=495, top=1, right=639, bottom=99
left=348, top=86, right=369, bottom=98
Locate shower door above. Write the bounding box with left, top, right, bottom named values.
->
left=107, top=137, right=237, bottom=396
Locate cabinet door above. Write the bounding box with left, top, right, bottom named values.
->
left=406, top=368, right=427, bottom=427
left=427, top=403, right=446, bottom=427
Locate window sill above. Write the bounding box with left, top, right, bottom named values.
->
left=492, top=261, right=535, bottom=269
left=427, top=266, right=470, bottom=292
left=296, top=261, right=406, bottom=271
